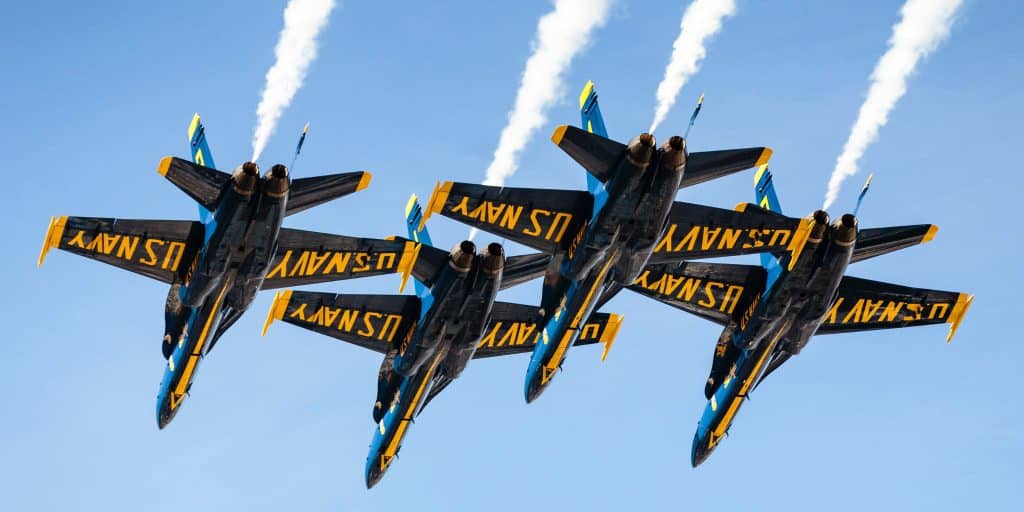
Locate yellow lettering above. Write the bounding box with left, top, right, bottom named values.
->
left=324, top=251, right=351, bottom=274
left=141, top=239, right=164, bottom=266
left=68, top=230, right=87, bottom=248
left=288, top=303, right=309, bottom=321
left=267, top=250, right=292, bottom=279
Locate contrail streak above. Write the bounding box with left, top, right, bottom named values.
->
left=251, top=0, right=336, bottom=162
left=649, top=0, right=736, bottom=134
left=471, top=0, right=613, bottom=240
left=823, top=0, right=963, bottom=210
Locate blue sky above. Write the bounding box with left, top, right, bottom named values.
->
left=2, top=0, right=1021, bottom=509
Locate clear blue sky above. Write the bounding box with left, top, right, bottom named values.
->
left=2, top=1, right=1020, bottom=510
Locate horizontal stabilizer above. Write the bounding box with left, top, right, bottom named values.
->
left=261, top=228, right=418, bottom=290
left=285, top=171, right=372, bottom=216
left=852, top=224, right=938, bottom=263
left=262, top=290, right=420, bottom=352
left=424, top=181, right=592, bottom=254
left=629, top=261, right=765, bottom=326
left=681, top=147, right=772, bottom=188
left=388, top=236, right=551, bottom=292
left=501, top=252, right=552, bottom=290
left=158, top=157, right=230, bottom=211
left=39, top=215, right=202, bottom=283
left=474, top=301, right=623, bottom=360
left=551, top=124, right=626, bottom=183
left=817, top=276, right=973, bottom=342
left=648, top=201, right=803, bottom=264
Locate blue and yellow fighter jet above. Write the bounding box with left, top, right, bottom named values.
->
left=420, top=81, right=796, bottom=402
left=630, top=167, right=973, bottom=466
left=263, top=195, right=624, bottom=487
left=38, top=115, right=418, bottom=428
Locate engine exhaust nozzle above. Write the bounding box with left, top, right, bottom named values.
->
left=626, top=133, right=656, bottom=167
left=481, top=242, right=505, bottom=276
left=449, top=240, right=476, bottom=273
left=232, top=162, right=260, bottom=195
left=832, top=214, right=858, bottom=246
left=658, top=135, right=687, bottom=171
left=264, top=164, right=290, bottom=198
left=809, top=210, right=830, bottom=243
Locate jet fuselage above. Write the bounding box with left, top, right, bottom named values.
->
left=691, top=211, right=858, bottom=465
left=156, top=162, right=290, bottom=428
left=366, top=242, right=505, bottom=488
left=525, top=134, right=686, bottom=402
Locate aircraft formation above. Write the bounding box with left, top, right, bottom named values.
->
left=39, top=82, right=971, bottom=488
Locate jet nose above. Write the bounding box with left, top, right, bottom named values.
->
left=524, top=375, right=545, bottom=404
left=365, top=466, right=382, bottom=489
left=690, top=431, right=710, bottom=467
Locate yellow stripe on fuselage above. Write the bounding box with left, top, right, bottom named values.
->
left=383, top=353, right=442, bottom=458
left=170, top=282, right=230, bottom=408
left=544, top=253, right=617, bottom=374
left=709, top=319, right=792, bottom=445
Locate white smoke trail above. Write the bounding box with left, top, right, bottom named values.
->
left=251, top=0, right=336, bottom=162
left=648, top=0, right=736, bottom=134
left=823, top=0, right=963, bottom=210
left=480, top=0, right=613, bottom=188
left=471, top=0, right=613, bottom=240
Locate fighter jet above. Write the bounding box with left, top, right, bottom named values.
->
left=262, top=195, right=624, bottom=487
left=630, top=166, right=973, bottom=466
left=419, top=81, right=796, bottom=402
left=38, top=115, right=418, bottom=428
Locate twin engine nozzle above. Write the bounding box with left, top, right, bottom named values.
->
left=625, top=133, right=687, bottom=171
left=231, top=162, right=290, bottom=197
left=807, top=210, right=857, bottom=246
left=448, top=241, right=505, bottom=275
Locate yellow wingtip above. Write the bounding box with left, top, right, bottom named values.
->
left=599, top=314, right=625, bottom=363
left=922, top=225, right=939, bottom=243
left=397, top=242, right=421, bottom=294
left=735, top=202, right=750, bottom=212
left=303, top=122, right=310, bottom=134
left=420, top=181, right=452, bottom=231
left=188, top=113, right=201, bottom=139
left=356, top=172, right=373, bottom=192
left=551, top=125, right=569, bottom=145
left=946, top=293, right=974, bottom=343
left=157, top=156, right=173, bottom=177
left=38, top=215, right=67, bottom=267
left=262, top=290, right=293, bottom=336
left=754, top=148, right=773, bottom=167
left=786, top=217, right=815, bottom=271
left=579, top=80, right=595, bottom=109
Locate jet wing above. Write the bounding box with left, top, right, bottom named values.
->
left=422, top=181, right=592, bottom=254
left=261, top=228, right=418, bottom=290
left=816, top=276, right=973, bottom=342
left=262, top=290, right=420, bottom=352
left=647, top=202, right=804, bottom=264
left=474, top=301, right=623, bottom=361
left=628, top=261, right=766, bottom=327
left=38, top=215, right=202, bottom=284
left=285, top=171, right=371, bottom=216
left=851, top=224, right=938, bottom=263
left=680, top=147, right=772, bottom=189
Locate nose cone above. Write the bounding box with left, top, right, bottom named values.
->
left=365, top=464, right=383, bottom=489
left=524, top=372, right=547, bottom=404
left=156, top=400, right=177, bottom=430
left=690, top=430, right=713, bottom=467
